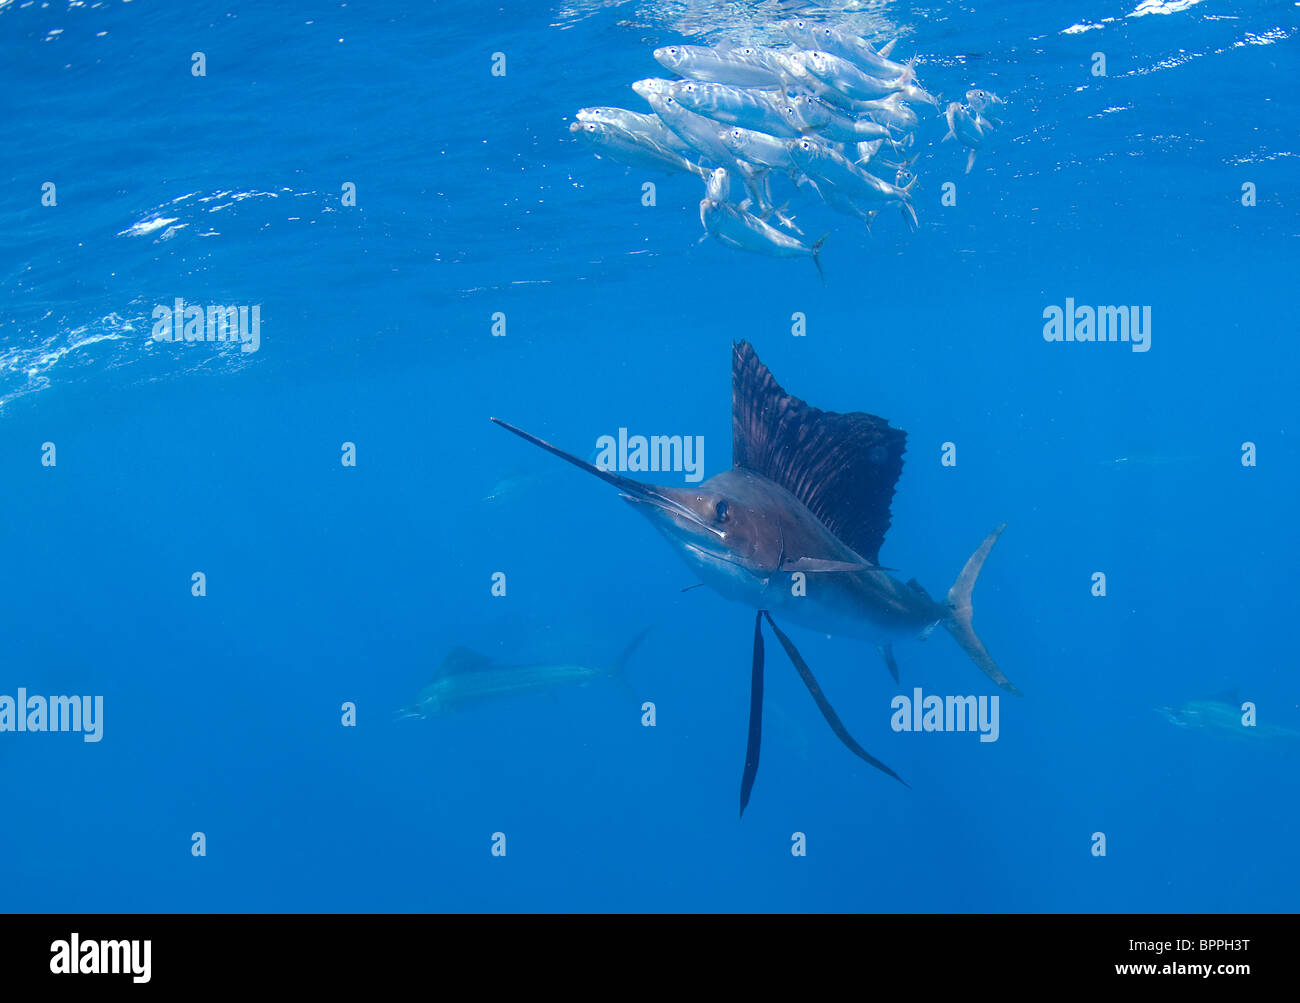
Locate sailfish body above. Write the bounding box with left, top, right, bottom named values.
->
left=491, top=341, right=1020, bottom=813
left=648, top=465, right=940, bottom=644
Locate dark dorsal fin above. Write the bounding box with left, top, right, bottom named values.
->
left=905, top=577, right=933, bottom=601
left=731, top=341, right=907, bottom=564
left=437, top=646, right=496, bottom=677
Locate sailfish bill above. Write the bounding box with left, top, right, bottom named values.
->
left=491, top=340, right=1019, bottom=814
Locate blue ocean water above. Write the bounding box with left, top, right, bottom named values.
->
left=1, top=0, right=1297, bottom=913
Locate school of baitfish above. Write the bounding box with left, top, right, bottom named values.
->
left=569, top=19, right=1004, bottom=276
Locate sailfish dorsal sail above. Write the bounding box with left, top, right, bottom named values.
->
left=730, top=341, right=907, bottom=565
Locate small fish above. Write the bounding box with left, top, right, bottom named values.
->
left=570, top=120, right=707, bottom=178
left=775, top=92, right=833, bottom=132
left=965, top=88, right=1005, bottom=125
left=705, top=166, right=730, bottom=202
left=897, top=78, right=940, bottom=109
left=801, top=49, right=912, bottom=102
left=733, top=160, right=779, bottom=218
left=644, top=92, right=741, bottom=169
left=850, top=92, right=918, bottom=130
left=668, top=81, right=802, bottom=137
left=821, top=187, right=879, bottom=227
left=855, top=138, right=884, bottom=164
left=789, top=138, right=917, bottom=228
left=942, top=102, right=988, bottom=174
left=653, top=43, right=786, bottom=89
left=718, top=125, right=799, bottom=170
left=575, top=106, right=693, bottom=155
left=815, top=102, right=895, bottom=144
left=766, top=49, right=840, bottom=102
left=781, top=20, right=909, bottom=79
left=630, top=77, right=676, bottom=104
left=699, top=196, right=826, bottom=279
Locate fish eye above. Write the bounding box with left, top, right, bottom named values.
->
left=715, top=499, right=730, bottom=522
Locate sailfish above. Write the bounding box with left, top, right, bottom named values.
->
left=491, top=341, right=1019, bottom=815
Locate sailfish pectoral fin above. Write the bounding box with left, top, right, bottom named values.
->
left=762, top=613, right=909, bottom=788
left=878, top=643, right=900, bottom=685
left=739, top=610, right=766, bottom=819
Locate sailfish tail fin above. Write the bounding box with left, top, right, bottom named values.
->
left=944, top=523, right=1021, bottom=695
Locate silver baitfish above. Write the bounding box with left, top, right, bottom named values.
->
left=814, top=102, right=895, bottom=143
left=668, top=81, right=803, bottom=137
left=643, top=91, right=741, bottom=169
left=653, top=43, right=787, bottom=89
left=570, top=119, right=707, bottom=178
left=705, top=166, right=731, bottom=202
left=781, top=19, right=909, bottom=79
left=965, top=88, right=1005, bottom=125
left=943, top=102, right=990, bottom=173
left=775, top=92, right=833, bottom=133
left=576, top=106, right=694, bottom=155
left=850, top=92, right=918, bottom=130
left=718, top=125, right=799, bottom=170
left=630, top=77, right=676, bottom=101
left=789, top=137, right=917, bottom=228
left=821, top=187, right=880, bottom=227
left=801, top=49, right=913, bottom=102
left=699, top=195, right=826, bottom=278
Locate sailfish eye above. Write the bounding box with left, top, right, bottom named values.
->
left=715, top=499, right=730, bottom=523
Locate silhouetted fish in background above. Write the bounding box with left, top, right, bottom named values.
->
left=492, top=341, right=1018, bottom=815
left=397, top=628, right=651, bottom=719
left=1157, top=691, right=1300, bottom=743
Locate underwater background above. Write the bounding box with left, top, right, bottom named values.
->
left=1, top=0, right=1297, bottom=912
